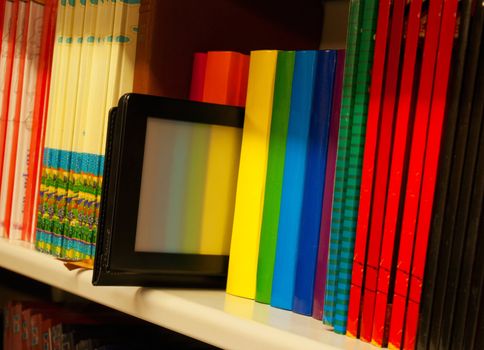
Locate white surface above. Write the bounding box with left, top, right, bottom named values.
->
left=0, top=238, right=377, bottom=350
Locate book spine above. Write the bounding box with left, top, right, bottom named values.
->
left=403, top=1, right=461, bottom=349
left=346, top=0, right=391, bottom=337
left=0, top=0, right=19, bottom=239
left=334, top=0, right=378, bottom=334
left=271, top=50, right=319, bottom=310
left=0, top=0, right=29, bottom=239
left=372, top=0, right=424, bottom=345
left=387, top=0, right=446, bottom=347
left=10, top=0, right=44, bottom=241
left=255, top=50, right=295, bottom=304
left=312, top=50, right=344, bottom=320
left=323, top=0, right=364, bottom=326
left=199, top=52, right=249, bottom=255
left=415, top=0, right=474, bottom=347
left=227, top=50, right=277, bottom=299
left=22, top=0, right=56, bottom=242
left=359, top=0, right=406, bottom=342
left=293, top=50, right=336, bottom=316
left=36, top=0, right=66, bottom=252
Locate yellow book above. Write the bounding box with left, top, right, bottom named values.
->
left=65, top=0, right=98, bottom=258
left=36, top=0, right=66, bottom=251
left=226, top=50, right=277, bottom=299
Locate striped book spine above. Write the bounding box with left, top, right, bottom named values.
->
left=333, top=0, right=378, bottom=334
left=323, top=0, right=364, bottom=326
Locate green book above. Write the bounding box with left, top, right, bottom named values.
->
left=333, top=0, right=379, bottom=334
left=255, top=51, right=296, bottom=304
left=323, top=0, right=364, bottom=326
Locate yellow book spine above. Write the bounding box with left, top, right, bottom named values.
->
left=226, top=50, right=278, bottom=299
left=199, top=126, right=242, bottom=255
left=37, top=0, right=66, bottom=252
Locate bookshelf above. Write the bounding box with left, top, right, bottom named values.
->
left=0, top=238, right=376, bottom=350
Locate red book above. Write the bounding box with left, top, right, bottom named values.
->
left=402, top=1, right=458, bottom=348
left=22, top=0, right=58, bottom=241
left=346, top=0, right=391, bottom=337
left=387, top=0, right=446, bottom=347
left=189, top=52, right=207, bottom=102
left=202, top=51, right=249, bottom=106
left=0, top=0, right=6, bottom=42
left=371, top=0, right=424, bottom=345
left=358, top=0, right=406, bottom=342
left=3, top=0, right=31, bottom=239
left=0, top=0, right=19, bottom=194
left=30, top=313, right=42, bottom=350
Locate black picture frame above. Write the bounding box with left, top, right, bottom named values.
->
left=93, top=93, right=244, bottom=287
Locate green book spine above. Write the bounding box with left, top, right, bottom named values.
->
left=333, top=0, right=379, bottom=334
left=323, top=0, right=364, bottom=326
left=255, top=51, right=296, bottom=304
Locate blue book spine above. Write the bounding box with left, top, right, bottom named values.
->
left=270, top=51, right=319, bottom=310
left=292, top=50, right=337, bottom=315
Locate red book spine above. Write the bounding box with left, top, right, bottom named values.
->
left=371, top=0, right=424, bottom=345
left=346, top=0, right=391, bottom=337
left=0, top=0, right=6, bottom=43
left=188, top=52, right=207, bottom=102
left=0, top=0, right=19, bottom=192
left=387, top=0, right=446, bottom=347
left=22, top=0, right=57, bottom=241
left=4, top=0, right=31, bottom=239
left=403, top=1, right=458, bottom=348
left=359, top=0, right=406, bottom=342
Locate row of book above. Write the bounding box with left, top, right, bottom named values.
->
left=0, top=0, right=57, bottom=243
left=0, top=0, right=141, bottom=259
left=2, top=300, right=213, bottom=349
left=225, top=0, right=483, bottom=349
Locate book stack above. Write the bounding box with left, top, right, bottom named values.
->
left=34, top=0, right=141, bottom=260
left=226, top=0, right=482, bottom=349
left=0, top=0, right=57, bottom=243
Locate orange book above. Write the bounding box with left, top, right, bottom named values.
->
left=198, top=51, right=249, bottom=254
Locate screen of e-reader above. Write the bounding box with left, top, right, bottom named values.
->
left=134, top=117, right=242, bottom=256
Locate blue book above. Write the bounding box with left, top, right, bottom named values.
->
left=270, top=51, right=319, bottom=310
left=292, top=50, right=337, bottom=315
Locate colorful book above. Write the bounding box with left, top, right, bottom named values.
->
left=227, top=50, right=278, bottom=299
left=0, top=1, right=20, bottom=211
left=407, top=2, right=471, bottom=349
left=312, top=50, right=344, bottom=320
left=255, top=50, right=295, bottom=304
left=22, top=0, right=57, bottom=242
left=323, top=0, right=364, bottom=326
left=292, top=50, right=336, bottom=316
left=358, top=0, right=406, bottom=341
left=9, top=0, right=45, bottom=240
left=333, top=0, right=378, bottom=334
left=415, top=0, right=474, bottom=347
left=36, top=0, right=66, bottom=252
left=387, top=0, right=447, bottom=347
left=271, top=50, right=320, bottom=310
left=0, top=0, right=28, bottom=239
left=346, top=0, right=392, bottom=336
left=199, top=51, right=249, bottom=255
left=371, top=0, right=424, bottom=345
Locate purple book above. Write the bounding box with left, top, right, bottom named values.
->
left=312, top=50, right=345, bottom=320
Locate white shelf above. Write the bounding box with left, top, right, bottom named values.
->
left=0, top=238, right=377, bottom=350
